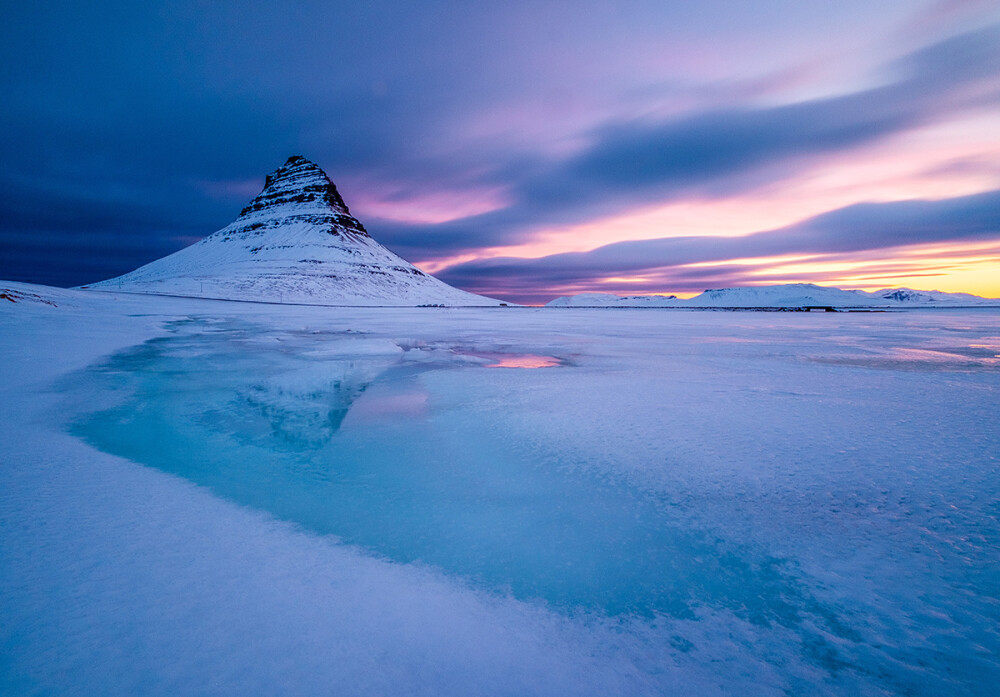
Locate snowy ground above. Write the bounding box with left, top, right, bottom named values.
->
left=2, top=282, right=998, bottom=696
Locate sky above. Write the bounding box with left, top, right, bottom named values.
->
left=1, top=0, right=999, bottom=304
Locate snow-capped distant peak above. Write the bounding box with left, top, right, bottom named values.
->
left=873, top=288, right=990, bottom=304
left=879, top=289, right=933, bottom=302
left=85, top=156, right=502, bottom=306
left=546, top=283, right=998, bottom=308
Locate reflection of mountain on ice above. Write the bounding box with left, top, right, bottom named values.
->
left=235, top=347, right=404, bottom=449
left=78, top=322, right=410, bottom=452
left=546, top=283, right=999, bottom=307
left=86, top=156, right=501, bottom=306
left=202, top=334, right=407, bottom=449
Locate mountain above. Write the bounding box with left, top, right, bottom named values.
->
left=85, top=156, right=502, bottom=306
left=871, top=288, right=992, bottom=304
left=546, top=293, right=678, bottom=307
left=678, top=284, right=879, bottom=307
left=546, top=283, right=999, bottom=308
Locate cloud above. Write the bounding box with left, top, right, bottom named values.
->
left=437, top=188, right=1000, bottom=302
left=2, top=5, right=999, bottom=288
left=365, top=24, right=1000, bottom=262
left=0, top=177, right=225, bottom=286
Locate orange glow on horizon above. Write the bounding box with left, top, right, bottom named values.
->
left=503, top=241, right=1000, bottom=301
left=417, top=110, right=1000, bottom=271
left=411, top=110, right=1000, bottom=302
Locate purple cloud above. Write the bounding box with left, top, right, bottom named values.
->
left=437, top=188, right=1000, bottom=303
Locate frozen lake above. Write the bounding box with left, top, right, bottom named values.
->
left=2, top=291, right=999, bottom=696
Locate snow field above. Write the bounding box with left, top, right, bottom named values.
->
left=2, top=284, right=998, bottom=695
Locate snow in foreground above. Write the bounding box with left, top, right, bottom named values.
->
left=1, top=282, right=998, bottom=696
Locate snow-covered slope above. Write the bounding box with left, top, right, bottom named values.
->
left=681, top=284, right=883, bottom=308
left=86, top=156, right=501, bottom=306
left=546, top=283, right=999, bottom=308
left=546, top=293, right=678, bottom=307
left=871, top=287, right=993, bottom=304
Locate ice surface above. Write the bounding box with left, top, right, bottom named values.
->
left=67, top=321, right=832, bottom=624
left=2, top=284, right=999, bottom=696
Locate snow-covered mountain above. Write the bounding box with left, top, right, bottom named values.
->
left=680, top=284, right=880, bottom=308
left=546, top=283, right=999, bottom=308
left=871, top=288, right=992, bottom=304
left=86, top=156, right=501, bottom=306
left=546, top=293, right=678, bottom=307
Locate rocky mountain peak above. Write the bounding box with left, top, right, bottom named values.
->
left=237, top=155, right=366, bottom=236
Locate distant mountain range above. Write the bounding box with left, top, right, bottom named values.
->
left=546, top=284, right=999, bottom=308
left=85, top=156, right=501, bottom=306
